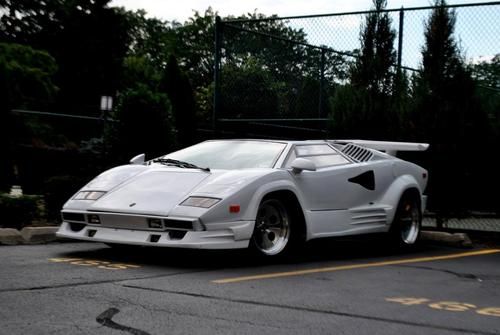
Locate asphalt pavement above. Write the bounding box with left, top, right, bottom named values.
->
left=0, top=238, right=499, bottom=335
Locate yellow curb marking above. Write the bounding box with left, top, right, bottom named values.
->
left=212, top=249, right=500, bottom=284
left=49, top=257, right=141, bottom=270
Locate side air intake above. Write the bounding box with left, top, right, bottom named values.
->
left=341, top=143, right=374, bottom=162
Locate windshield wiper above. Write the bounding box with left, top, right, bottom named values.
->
left=150, top=158, right=210, bottom=172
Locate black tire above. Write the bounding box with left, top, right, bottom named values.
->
left=389, top=194, right=422, bottom=248
left=250, top=197, right=304, bottom=258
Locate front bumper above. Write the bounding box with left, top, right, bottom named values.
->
left=56, top=219, right=254, bottom=249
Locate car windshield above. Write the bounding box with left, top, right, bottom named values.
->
left=163, top=140, right=287, bottom=170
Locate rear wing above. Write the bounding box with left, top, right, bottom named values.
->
left=329, top=140, right=429, bottom=156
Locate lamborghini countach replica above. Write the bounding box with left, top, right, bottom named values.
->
left=57, top=139, right=429, bottom=257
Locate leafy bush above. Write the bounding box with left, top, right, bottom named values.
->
left=42, top=175, right=85, bottom=222
left=0, top=194, right=45, bottom=230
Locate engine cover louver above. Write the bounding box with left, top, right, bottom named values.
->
left=341, top=143, right=374, bottom=162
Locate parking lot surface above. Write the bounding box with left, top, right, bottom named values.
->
left=1, top=238, right=499, bottom=335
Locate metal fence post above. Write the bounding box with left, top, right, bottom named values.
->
left=397, top=7, right=404, bottom=72
left=213, top=16, right=222, bottom=135
left=318, top=48, right=326, bottom=118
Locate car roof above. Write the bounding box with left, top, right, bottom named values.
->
left=203, top=139, right=330, bottom=145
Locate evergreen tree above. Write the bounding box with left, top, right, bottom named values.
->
left=110, top=85, right=173, bottom=163
left=351, top=0, right=396, bottom=96
left=331, top=0, right=397, bottom=139
left=412, top=0, right=490, bottom=213
left=162, top=55, right=197, bottom=147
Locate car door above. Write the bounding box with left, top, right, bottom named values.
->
left=286, top=144, right=377, bottom=210
left=285, top=144, right=381, bottom=235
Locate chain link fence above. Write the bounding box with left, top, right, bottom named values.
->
left=214, top=2, right=500, bottom=137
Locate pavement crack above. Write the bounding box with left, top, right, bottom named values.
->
left=121, top=284, right=498, bottom=335
left=396, top=264, right=482, bottom=281
left=96, top=307, right=151, bottom=335
left=0, top=270, right=210, bottom=293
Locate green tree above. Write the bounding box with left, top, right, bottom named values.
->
left=1, top=0, right=132, bottom=116
left=469, top=55, right=500, bottom=136
left=109, top=85, right=174, bottom=163
left=469, top=55, right=500, bottom=90
left=411, top=0, right=491, bottom=213
left=0, top=42, right=58, bottom=190
left=125, top=9, right=177, bottom=69
left=390, top=69, right=411, bottom=138
left=219, top=57, right=280, bottom=119
left=331, top=0, right=397, bottom=139
left=161, top=55, right=197, bottom=147
left=121, top=55, right=162, bottom=92
left=0, top=43, right=58, bottom=108
left=351, top=0, right=396, bottom=96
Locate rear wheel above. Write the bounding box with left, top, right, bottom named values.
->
left=390, top=195, right=421, bottom=247
left=251, top=197, right=303, bottom=257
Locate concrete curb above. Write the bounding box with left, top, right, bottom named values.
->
left=420, top=230, right=473, bottom=248
left=0, top=227, right=59, bottom=245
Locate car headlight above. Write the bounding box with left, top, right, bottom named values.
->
left=180, top=196, right=221, bottom=208
left=73, top=191, right=106, bottom=200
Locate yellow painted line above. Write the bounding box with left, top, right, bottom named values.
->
left=213, top=249, right=500, bottom=284
left=48, top=257, right=141, bottom=270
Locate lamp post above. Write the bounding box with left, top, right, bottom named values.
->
left=100, top=95, right=113, bottom=157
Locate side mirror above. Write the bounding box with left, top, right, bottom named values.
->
left=290, top=158, right=316, bottom=174
left=130, top=153, right=145, bottom=165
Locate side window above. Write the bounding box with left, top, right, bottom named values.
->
left=285, top=144, right=350, bottom=169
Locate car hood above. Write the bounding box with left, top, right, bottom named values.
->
left=81, top=167, right=275, bottom=216
left=88, top=170, right=210, bottom=216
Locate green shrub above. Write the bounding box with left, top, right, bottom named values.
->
left=43, top=175, right=84, bottom=222
left=0, top=194, right=44, bottom=230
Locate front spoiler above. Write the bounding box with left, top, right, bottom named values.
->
left=56, top=220, right=253, bottom=249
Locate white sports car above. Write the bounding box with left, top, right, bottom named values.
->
left=57, top=139, right=429, bottom=257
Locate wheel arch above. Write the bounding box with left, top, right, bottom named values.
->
left=246, top=182, right=308, bottom=239
left=381, top=174, right=423, bottom=225
left=390, top=186, right=422, bottom=227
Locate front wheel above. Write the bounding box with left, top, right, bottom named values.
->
left=390, top=195, right=421, bottom=247
left=251, top=197, right=306, bottom=258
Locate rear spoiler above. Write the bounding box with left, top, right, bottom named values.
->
left=329, top=140, right=429, bottom=156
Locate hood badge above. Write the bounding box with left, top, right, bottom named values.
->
left=129, top=202, right=136, bottom=207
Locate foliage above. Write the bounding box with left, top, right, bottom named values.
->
left=223, top=13, right=309, bottom=81
left=108, top=84, right=174, bottom=163
left=162, top=55, right=198, bottom=147
left=469, top=55, right=500, bottom=135
left=331, top=0, right=398, bottom=139
left=410, top=0, right=492, bottom=213
left=0, top=42, right=58, bottom=109
left=42, top=175, right=85, bottom=221
left=469, top=55, right=500, bottom=90
left=351, top=0, right=396, bottom=96
left=121, top=55, right=162, bottom=92
left=0, top=42, right=58, bottom=191
left=220, top=57, right=280, bottom=119
left=0, top=193, right=44, bottom=230
left=124, top=9, right=176, bottom=69
left=170, top=8, right=218, bottom=90
left=1, top=0, right=132, bottom=115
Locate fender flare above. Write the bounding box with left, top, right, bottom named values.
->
left=380, top=174, right=423, bottom=225
left=244, top=179, right=309, bottom=237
